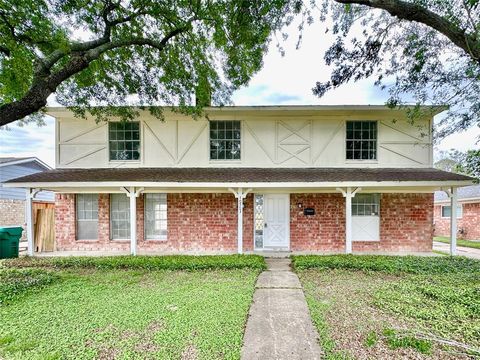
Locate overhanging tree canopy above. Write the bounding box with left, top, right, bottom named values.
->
left=0, top=0, right=301, bottom=126
left=312, top=0, right=480, bottom=140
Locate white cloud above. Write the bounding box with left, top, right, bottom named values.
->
left=0, top=116, right=56, bottom=167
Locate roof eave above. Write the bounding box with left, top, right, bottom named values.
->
left=4, top=179, right=474, bottom=190
left=43, top=104, right=448, bottom=117
left=0, top=157, right=52, bottom=170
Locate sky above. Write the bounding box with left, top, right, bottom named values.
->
left=0, top=20, right=478, bottom=168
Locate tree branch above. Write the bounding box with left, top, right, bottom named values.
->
left=0, top=45, right=10, bottom=56
left=334, top=0, right=480, bottom=62
left=0, top=23, right=193, bottom=126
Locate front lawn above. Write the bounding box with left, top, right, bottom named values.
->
left=435, top=236, right=480, bottom=249
left=293, top=255, right=480, bottom=359
left=0, top=255, right=264, bottom=360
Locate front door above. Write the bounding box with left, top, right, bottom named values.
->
left=263, top=194, right=290, bottom=249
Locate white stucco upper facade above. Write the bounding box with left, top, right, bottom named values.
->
left=49, top=105, right=440, bottom=169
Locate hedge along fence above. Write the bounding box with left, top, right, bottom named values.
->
left=2, top=254, right=267, bottom=271
left=291, top=255, right=480, bottom=275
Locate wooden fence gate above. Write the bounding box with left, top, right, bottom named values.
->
left=33, top=202, right=55, bottom=252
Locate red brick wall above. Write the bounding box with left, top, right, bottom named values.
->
left=55, top=193, right=130, bottom=251
left=289, top=193, right=433, bottom=253
left=353, top=193, right=433, bottom=252
left=434, top=202, right=480, bottom=240
left=290, top=194, right=346, bottom=251
left=54, top=192, right=433, bottom=253
left=55, top=192, right=248, bottom=253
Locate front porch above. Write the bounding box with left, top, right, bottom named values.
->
left=5, top=167, right=473, bottom=257
left=23, top=189, right=449, bottom=256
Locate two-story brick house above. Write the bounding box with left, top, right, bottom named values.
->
left=6, top=105, right=473, bottom=256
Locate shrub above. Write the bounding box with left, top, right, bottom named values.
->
left=291, top=255, right=480, bottom=275
left=3, top=254, right=266, bottom=271
left=0, top=268, right=58, bottom=305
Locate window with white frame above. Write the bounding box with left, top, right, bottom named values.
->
left=76, top=194, right=98, bottom=240
left=209, top=120, right=241, bottom=160
left=441, top=204, right=462, bottom=218
left=110, top=194, right=130, bottom=239
left=144, top=193, right=168, bottom=240
left=346, top=121, right=377, bottom=160
left=109, top=122, right=140, bottom=161
left=352, top=194, right=380, bottom=216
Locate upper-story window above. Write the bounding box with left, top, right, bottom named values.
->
left=346, top=121, right=377, bottom=160
left=109, top=122, right=140, bottom=161
left=209, top=120, right=241, bottom=160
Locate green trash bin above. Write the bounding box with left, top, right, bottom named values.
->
left=0, top=226, right=23, bottom=259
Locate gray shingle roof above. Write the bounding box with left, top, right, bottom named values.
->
left=0, top=157, right=30, bottom=164
left=435, top=184, right=480, bottom=201
left=6, top=167, right=474, bottom=184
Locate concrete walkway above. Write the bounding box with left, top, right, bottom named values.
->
left=433, top=241, right=480, bottom=259
left=241, top=258, right=322, bottom=360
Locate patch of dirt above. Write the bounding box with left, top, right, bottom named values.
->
left=93, top=324, right=117, bottom=334
left=300, top=270, right=471, bottom=360
left=134, top=342, right=160, bottom=353
left=181, top=343, right=198, bottom=360
left=146, top=320, right=164, bottom=332
left=97, top=346, right=120, bottom=360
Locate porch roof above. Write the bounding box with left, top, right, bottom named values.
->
left=5, top=167, right=474, bottom=191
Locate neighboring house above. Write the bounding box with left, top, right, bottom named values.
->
left=0, top=157, right=54, bottom=238
left=434, top=185, right=480, bottom=241
left=5, top=106, right=473, bottom=256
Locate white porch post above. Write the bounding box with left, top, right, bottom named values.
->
left=25, top=188, right=35, bottom=256
left=237, top=189, right=244, bottom=254
left=345, top=188, right=353, bottom=254
left=450, top=187, right=458, bottom=256
left=122, top=187, right=143, bottom=256
left=129, top=187, right=137, bottom=256
left=337, top=187, right=361, bottom=254
left=229, top=188, right=252, bottom=254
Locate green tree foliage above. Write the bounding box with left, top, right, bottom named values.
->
left=0, top=0, right=301, bottom=125
left=311, top=0, right=480, bottom=140
left=458, top=149, right=480, bottom=180
left=435, top=149, right=480, bottom=181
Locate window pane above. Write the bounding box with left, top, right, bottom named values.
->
left=110, top=194, right=130, bottom=239
left=145, top=194, right=167, bottom=240
left=209, top=121, right=241, bottom=160
left=352, top=194, right=380, bottom=216
left=346, top=121, right=377, bottom=160
left=76, top=194, right=98, bottom=240
left=109, top=122, right=140, bottom=161
left=442, top=205, right=462, bottom=218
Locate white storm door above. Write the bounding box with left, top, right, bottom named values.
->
left=263, top=194, right=289, bottom=249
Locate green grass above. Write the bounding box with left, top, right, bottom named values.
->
left=295, top=255, right=480, bottom=358
left=435, top=236, right=480, bottom=249
left=291, top=254, right=480, bottom=274
left=3, top=254, right=266, bottom=271
left=382, top=328, right=432, bottom=354
left=0, top=255, right=265, bottom=359
left=0, top=268, right=58, bottom=305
